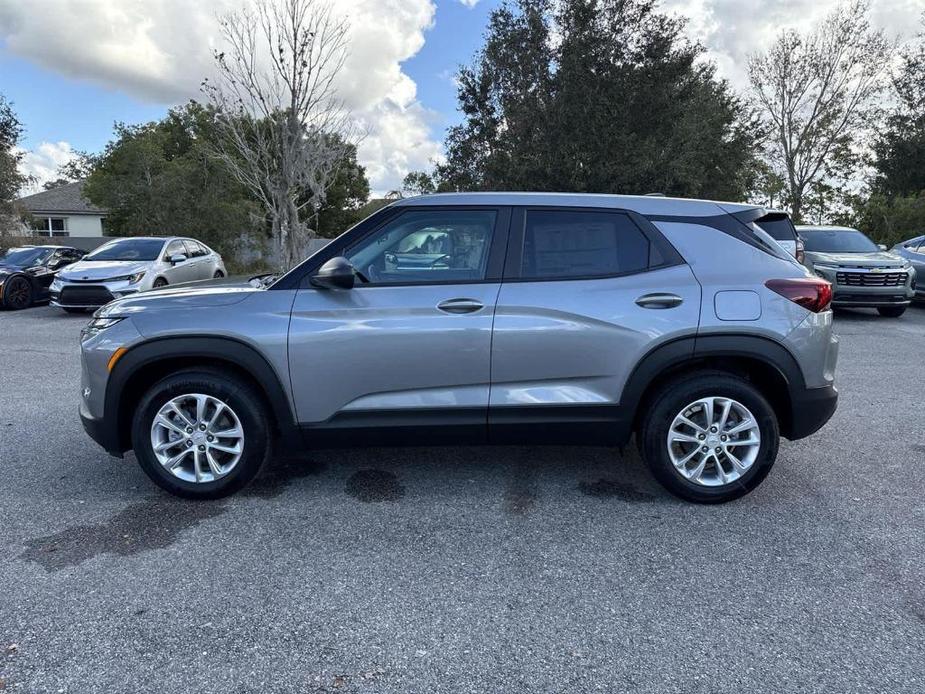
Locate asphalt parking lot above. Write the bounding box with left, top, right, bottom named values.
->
left=1, top=305, right=923, bottom=693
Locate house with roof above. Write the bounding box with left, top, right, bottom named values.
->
left=16, top=180, right=106, bottom=237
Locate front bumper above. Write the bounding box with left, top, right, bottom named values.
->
left=80, top=400, right=123, bottom=457
left=51, top=281, right=142, bottom=308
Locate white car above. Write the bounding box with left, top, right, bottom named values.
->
left=50, top=236, right=226, bottom=312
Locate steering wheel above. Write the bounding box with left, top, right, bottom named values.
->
left=429, top=254, right=452, bottom=269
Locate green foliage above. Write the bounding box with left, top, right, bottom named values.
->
left=436, top=0, right=758, bottom=200
left=311, top=140, right=369, bottom=238
left=402, top=171, right=437, bottom=197
left=840, top=193, right=925, bottom=247
left=0, top=95, right=28, bottom=224
left=83, top=102, right=370, bottom=253
left=871, top=17, right=925, bottom=197
left=83, top=102, right=261, bottom=256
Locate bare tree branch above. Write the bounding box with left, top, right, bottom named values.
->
left=203, top=0, right=355, bottom=269
left=747, top=0, right=893, bottom=222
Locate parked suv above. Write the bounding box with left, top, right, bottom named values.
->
left=798, top=225, right=916, bottom=317
left=891, top=235, right=925, bottom=301
left=79, top=194, right=839, bottom=503
left=51, top=236, right=225, bottom=312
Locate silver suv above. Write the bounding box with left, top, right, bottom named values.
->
left=79, top=194, right=839, bottom=503
left=798, top=225, right=916, bottom=317
left=51, top=236, right=226, bottom=312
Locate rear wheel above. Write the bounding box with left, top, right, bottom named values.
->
left=638, top=372, right=779, bottom=503
left=131, top=368, right=272, bottom=499
left=63, top=307, right=87, bottom=314
left=2, top=276, right=32, bottom=310
left=877, top=306, right=906, bottom=317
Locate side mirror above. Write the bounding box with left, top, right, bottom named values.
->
left=311, top=256, right=355, bottom=290
left=170, top=253, right=187, bottom=265
left=878, top=244, right=887, bottom=251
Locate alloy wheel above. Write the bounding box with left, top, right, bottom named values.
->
left=666, top=396, right=761, bottom=487
left=150, top=393, right=244, bottom=483
left=5, top=277, right=30, bottom=309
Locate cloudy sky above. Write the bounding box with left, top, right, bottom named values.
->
left=1, top=0, right=922, bottom=195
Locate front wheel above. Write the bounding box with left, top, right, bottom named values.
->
left=131, top=368, right=272, bottom=499
left=1, top=276, right=32, bottom=310
left=638, top=372, right=779, bottom=503
left=213, top=270, right=225, bottom=279
left=877, top=306, right=906, bottom=317
left=152, top=277, right=168, bottom=288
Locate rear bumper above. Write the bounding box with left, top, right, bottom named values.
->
left=788, top=384, right=838, bottom=440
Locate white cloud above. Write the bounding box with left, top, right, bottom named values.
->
left=16, top=141, right=79, bottom=195
left=458, top=0, right=481, bottom=7
left=0, top=0, right=441, bottom=194
left=662, top=0, right=922, bottom=90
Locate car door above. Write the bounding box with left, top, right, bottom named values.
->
left=288, top=206, right=510, bottom=442
left=183, top=240, right=211, bottom=280
left=488, top=207, right=701, bottom=443
left=162, top=239, right=194, bottom=284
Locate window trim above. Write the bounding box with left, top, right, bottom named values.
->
left=502, top=206, right=684, bottom=283
left=291, top=205, right=513, bottom=289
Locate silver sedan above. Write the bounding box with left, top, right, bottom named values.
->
left=50, top=236, right=226, bottom=312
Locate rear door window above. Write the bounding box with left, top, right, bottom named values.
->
left=520, top=210, right=651, bottom=280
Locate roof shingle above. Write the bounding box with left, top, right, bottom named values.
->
left=17, top=180, right=106, bottom=215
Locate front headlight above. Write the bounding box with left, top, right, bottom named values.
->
left=108, top=271, right=146, bottom=284
left=812, top=264, right=837, bottom=278
left=81, top=316, right=124, bottom=339
left=51, top=278, right=62, bottom=290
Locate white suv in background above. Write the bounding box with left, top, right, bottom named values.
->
left=51, top=236, right=226, bottom=313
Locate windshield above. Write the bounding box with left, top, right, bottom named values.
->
left=85, top=238, right=165, bottom=261
left=2, top=247, right=51, bottom=267
left=801, top=229, right=879, bottom=253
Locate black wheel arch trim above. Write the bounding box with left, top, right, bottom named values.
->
left=620, top=332, right=825, bottom=441
left=103, top=336, right=299, bottom=454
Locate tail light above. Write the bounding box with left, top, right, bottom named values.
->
left=795, top=237, right=805, bottom=264
left=765, top=278, right=832, bottom=313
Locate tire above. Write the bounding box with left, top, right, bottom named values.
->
left=213, top=270, right=225, bottom=278
left=63, top=307, right=87, bottom=314
left=152, top=277, right=168, bottom=288
left=877, top=306, right=906, bottom=317
left=131, top=368, right=273, bottom=499
left=1, top=276, right=32, bottom=310
left=638, top=371, right=779, bottom=504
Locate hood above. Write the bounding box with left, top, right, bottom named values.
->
left=96, top=282, right=260, bottom=318
left=804, top=251, right=908, bottom=268
left=59, top=259, right=151, bottom=280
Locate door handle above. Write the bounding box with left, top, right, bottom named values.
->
left=437, top=298, right=484, bottom=314
left=635, top=293, right=683, bottom=309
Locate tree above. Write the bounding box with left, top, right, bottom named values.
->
left=313, top=139, right=369, bottom=238
left=203, top=0, right=356, bottom=269
left=0, top=95, right=29, bottom=233
left=871, top=14, right=925, bottom=197
left=83, top=102, right=262, bottom=255
left=402, top=171, right=436, bottom=197
left=435, top=0, right=758, bottom=200
left=748, top=0, right=892, bottom=222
